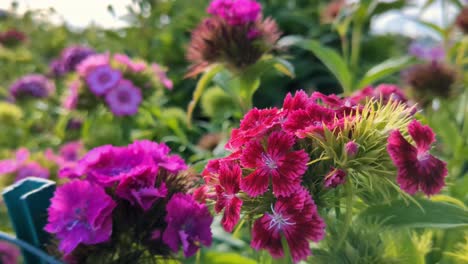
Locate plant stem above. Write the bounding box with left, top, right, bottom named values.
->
left=336, top=180, right=354, bottom=250
left=0, top=231, right=64, bottom=264
left=350, top=22, right=363, bottom=77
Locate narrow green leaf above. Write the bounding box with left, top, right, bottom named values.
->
left=296, top=39, right=352, bottom=93
left=356, top=56, right=413, bottom=89
left=187, top=65, right=223, bottom=126
left=203, top=252, right=257, bottom=264
left=359, top=198, right=468, bottom=229
left=273, top=58, right=295, bottom=78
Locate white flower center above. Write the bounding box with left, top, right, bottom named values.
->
left=261, top=153, right=277, bottom=170
left=268, top=204, right=294, bottom=231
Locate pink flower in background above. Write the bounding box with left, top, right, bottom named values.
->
left=76, top=53, right=110, bottom=77
left=214, top=161, right=243, bottom=232
left=63, top=81, right=80, bottom=110
left=226, top=108, right=281, bottom=151
left=86, top=65, right=121, bottom=96
left=163, top=194, right=213, bottom=257
left=324, top=168, right=346, bottom=188
left=409, top=42, right=445, bottom=62
left=46, top=141, right=84, bottom=174
left=251, top=189, right=325, bottom=263
left=240, top=131, right=309, bottom=197
left=208, top=0, right=262, bottom=25
left=0, top=241, right=20, bottom=264
left=105, top=79, right=142, bottom=116
left=350, top=84, right=408, bottom=105
left=387, top=120, right=447, bottom=196
left=45, top=180, right=116, bottom=255
left=130, top=140, right=187, bottom=174
left=0, top=148, right=49, bottom=181
left=151, top=63, right=173, bottom=90
left=115, top=166, right=167, bottom=211
left=113, top=53, right=147, bottom=73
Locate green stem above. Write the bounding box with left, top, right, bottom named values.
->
left=336, top=181, right=354, bottom=250
left=0, top=231, right=64, bottom=264
left=350, top=22, right=363, bottom=76
left=334, top=189, right=341, bottom=219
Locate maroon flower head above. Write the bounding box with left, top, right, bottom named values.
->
left=0, top=29, right=26, bottom=47
left=456, top=7, right=468, bottom=34
left=240, top=131, right=309, bottom=197
left=404, top=62, right=457, bottom=104
left=186, top=7, right=280, bottom=77
left=251, top=189, right=325, bottom=263
left=387, top=120, right=447, bottom=196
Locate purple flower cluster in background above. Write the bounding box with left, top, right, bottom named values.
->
left=50, top=45, right=96, bottom=77
left=0, top=148, right=49, bottom=181
left=46, top=140, right=212, bottom=258
left=63, top=52, right=172, bottom=116
left=9, top=74, right=55, bottom=102
left=408, top=41, right=445, bottom=62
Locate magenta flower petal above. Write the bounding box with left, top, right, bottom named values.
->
left=240, top=131, right=308, bottom=197
left=163, top=193, right=213, bottom=257
left=44, top=180, right=116, bottom=255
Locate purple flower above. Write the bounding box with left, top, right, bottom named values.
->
left=68, top=145, right=155, bottom=186
left=0, top=148, right=49, bottom=181
left=208, top=0, right=262, bottom=25
left=163, top=193, right=213, bottom=257
left=0, top=241, right=20, bottom=264
left=76, top=53, right=110, bottom=77
left=345, top=141, right=359, bottom=157
left=86, top=65, right=121, bottom=96
left=113, top=53, right=147, bottom=73
left=324, top=168, right=346, bottom=188
left=387, top=120, right=448, bottom=196
left=409, top=42, right=445, bottom=62
left=46, top=141, right=84, bottom=172
left=44, top=180, right=116, bottom=255
left=115, top=166, right=167, bottom=211
left=151, top=63, right=173, bottom=90
left=49, top=59, right=65, bottom=77
left=9, top=74, right=55, bottom=101
left=60, top=45, right=96, bottom=73
left=15, top=162, right=50, bottom=182
left=129, top=140, right=188, bottom=174
left=104, top=79, right=142, bottom=116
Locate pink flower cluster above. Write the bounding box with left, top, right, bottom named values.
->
left=350, top=84, right=408, bottom=105
left=202, top=87, right=447, bottom=262
left=45, top=141, right=85, bottom=174
left=63, top=53, right=172, bottom=116
left=45, top=140, right=212, bottom=258
left=0, top=148, right=49, bottom=182
left=208, top=0, right=262, bottom=25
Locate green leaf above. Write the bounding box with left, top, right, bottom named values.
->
left=356, top=56, right=413, bottom=89
left=203, top=252, right=257, bottom=264
left=187, top=65, right=223, bottom=126
left=273, top=58, right=295, bottom=78
left=359, top=198, right=468, bottom=229
left=296, top=39, right=352, bottom=93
